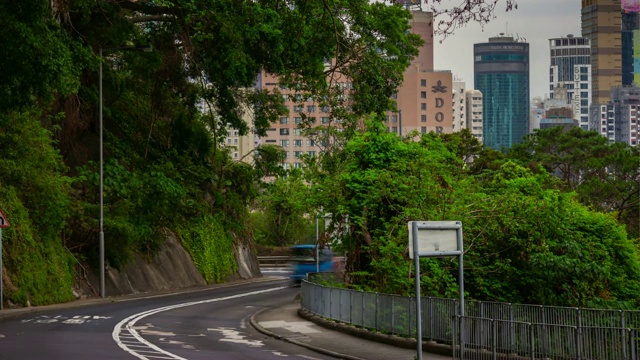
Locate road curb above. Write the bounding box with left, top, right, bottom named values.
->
left=250, top=306, right=368, bottom=360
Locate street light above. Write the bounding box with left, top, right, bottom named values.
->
left=99, top=45, right=152, bottom=298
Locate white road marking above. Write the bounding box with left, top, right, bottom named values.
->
left=259, top=320, right=320, bottom=334
left=21, top=315, right=112, bottom=324
left=208, top=327, right=265, bottom=347
left=112, top=286, right=287, bottom=360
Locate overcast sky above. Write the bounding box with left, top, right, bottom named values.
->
left=433, top=0, right=582, bottom=99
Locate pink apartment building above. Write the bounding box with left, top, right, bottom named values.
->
left=253, top=10, right=453, bottom=169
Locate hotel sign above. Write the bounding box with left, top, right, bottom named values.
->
left=432, top=80, right=448, bottom=125
left=489, top=45, right=524, bottom=50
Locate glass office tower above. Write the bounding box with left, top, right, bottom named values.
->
left=474, top=35, right=530, bottom=150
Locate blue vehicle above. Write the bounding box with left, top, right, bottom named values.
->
left=289, top=244, right=334, bottom=284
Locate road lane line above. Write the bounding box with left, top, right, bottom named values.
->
left=113, top=287, right=287, bottom=360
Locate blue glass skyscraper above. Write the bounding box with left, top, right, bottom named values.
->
left=474, top=36, right=530, bottom=150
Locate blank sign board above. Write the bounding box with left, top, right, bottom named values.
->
left=408, top=221, right=462, bottom=259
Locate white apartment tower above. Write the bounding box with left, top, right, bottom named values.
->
left=549, top=35, right=592, bottom=130
left=452, top=81, right=466, bottom=132
left=465, top=90, right=483, bottom=143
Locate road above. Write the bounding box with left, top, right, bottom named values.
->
left=0, top=277, right=333, bottom=360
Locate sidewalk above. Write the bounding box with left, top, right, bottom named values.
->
left=251, top=300, right=453, bottom=360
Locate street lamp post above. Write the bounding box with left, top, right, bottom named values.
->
left=98, top=45, right=152, bottom=298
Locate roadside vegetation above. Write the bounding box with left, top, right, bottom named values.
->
left=1, top=0, right=638, bottom=310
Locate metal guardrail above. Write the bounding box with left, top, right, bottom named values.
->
left=300, top=275, right=640, bottom=360
left=257, top=256, right=290, bottom=267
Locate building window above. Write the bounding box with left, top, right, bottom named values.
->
left=580, top=83, right=588, bottom=89
left=280, top=140, right=290, bottom=147
left=421, top=79, right=427, bottom=87
left=321, top=117, right=331, bottom=124
left=293, top=139, right=303, bottom=147
left=294, top=151, right=303, bottom=158
left=421, top=126, right=427, bottom=133
left=420, top=91, right=427, bottom=99
left=279, top=117, right=289, bottom=124
left=293, top=128, right=302, bottom=136
left=421, top=103, right=426, bottom=110
left=307, top=105, right=316, bottom=112
left=234, top=152, right=238, bottom=158
left=293, top=105, right=303, bottom=112
left=308, top=151, right=316, bottom=156
left=281, top=94, right=289, bottom=101
left=320, top=106, right=330, bottom=113
left=307, top=140, right=315, bottom=147
left=421, top=114, right=427, bottom=122
left=294, top=117, right=303, bottom=124
left=234, top=138, right=238, bottom=144
left=392, top=126, right=398, bottom=133
left=391, top=115, right=398, bottom=123
left=280, top=128, right=289, bottom=135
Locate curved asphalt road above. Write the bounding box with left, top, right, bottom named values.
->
left=0, top=277, right=333, bottom=360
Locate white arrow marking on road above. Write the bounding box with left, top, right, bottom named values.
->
left=112, top=286, right=287, bottom=360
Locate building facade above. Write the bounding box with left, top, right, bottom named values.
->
left=548, top=35, right=592, bottom=130
left=582, top=0, right=623, bottom=105
left=465, top=90, right=484, bottom=143
left=589, top=86, right=639, bottom=145
left=452, top=81, right=466, bottom=132
left=474, top=35, right=530, bottom=150
left=622, top=7, right=640, bottom=85
left=391, top=11, right=453, bottom=137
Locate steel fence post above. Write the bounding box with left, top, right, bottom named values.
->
left=630, top=328, right=636, bottom=360
left=509, top=304, right=515, bottom=353
left=391, top=295, right=395, bottom=335
left=577, top=309, right=582, bottom=360
left=375, top=292, right=379, bottom=330
left=622, top=310, right=628, bottom=360
left=492, top=319, right=497, bottom=360
left=361, top=290, right=365, bottom=328
left=529, top=323, right=535, bottom=360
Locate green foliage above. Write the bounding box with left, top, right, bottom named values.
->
left=0, top=0, right=88, bottom=112
left=510, top=127, right=640, bottom=240
left=71, top=159, right=187, bottom=269
left=0, top=110, right=74, bottom=305
left=251, top=171, right=315, bottom=247
left=177, top=216, right=237, bottom=283
left=308, top=119, right=640, bottom=308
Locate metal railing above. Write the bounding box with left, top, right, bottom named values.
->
left=300, top=275, right=640, bottom=360
left=257, top=256, right=290, bottom=267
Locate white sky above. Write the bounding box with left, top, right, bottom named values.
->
left=433, top=0, right=582, bottom=99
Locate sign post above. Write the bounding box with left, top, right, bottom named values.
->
left=408, top=221, right=464, bottom=360
left=0, top=208, right=11, bottom=311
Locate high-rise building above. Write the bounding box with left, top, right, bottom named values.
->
left=622, top=7, right=640, bottom=85
left=590, top=86, right=639, bottom=146
left=474, top=35, right=530, bottom=150
left=548, top=35, right=592, bottom=130
left=392, top=11, right=453, bottom=137
left=465, top=90, right=484, bottom=143
left=581, top=0, right=622, bottom=105
left=452, top=81, right=466, bottom=132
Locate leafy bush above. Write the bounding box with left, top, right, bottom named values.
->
left=177, top=215, right=237, bottom=283
left=0, top=110, right=74, bottom=305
